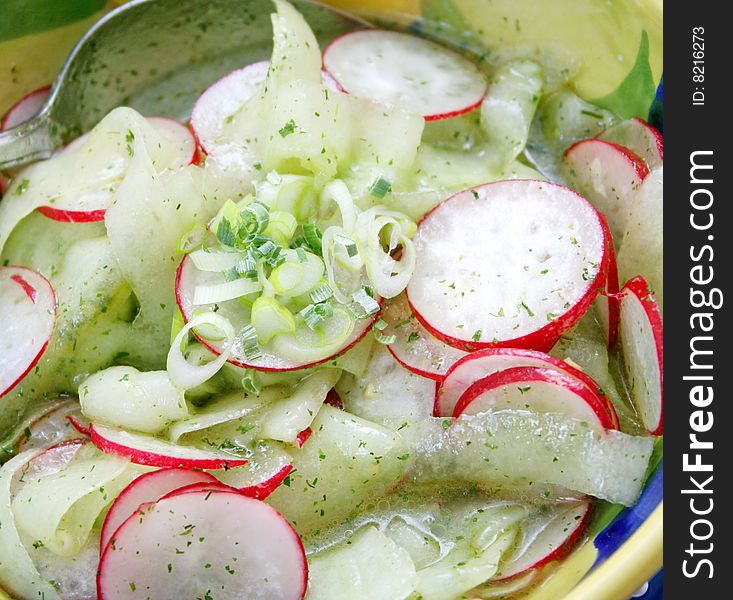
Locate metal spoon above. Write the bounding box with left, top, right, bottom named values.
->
left=0, top=0, right=364, bottom=169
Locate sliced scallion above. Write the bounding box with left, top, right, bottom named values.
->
left=302, top=223, right=323, bottom=256
left=309, top=283, right=333, bottom=304
left=368, top=176, right=392, bottom=199
left=239, top=325, right=263, bottom=360
left=352, top=288, right=380, bottom=319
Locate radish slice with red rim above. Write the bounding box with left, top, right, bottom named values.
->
left=453, top=366, right=616, bottom=431
left=190, top=61, right=342, bottom=154
left=618, top=276, right=663, bottom=435
left=89, top=423, right=248, bottom=469
left=214, top=443, right=294, bottom=499
left=294, top=427, right=312, bottom=448
left=0, top=266, right=56, bottom=399
left=562, top=139, right=649, bottom=242
left=382, top=293, right=468, bottom=381
left=97, top=490, right=307, bottom=600
left=323, top=30, right=487, bottom=121
left=598, top=117, right=663, bottom=170
left=35, top=116, right=196, bottom=223
left=496, top=501, right=591, bottom=580
left=175, top=254, right=380, bottom=372
left=436, top=347, right=617, bottom=427
left=0, top=85, right=50, bottom=131
left=100, top=468, right=220, bottom=552
left=12, top=439, right=85, bottom=491
left=406, top=180, right=607, bottom=352
left=66, top=413, right=91, bottom=437
left=158, top=480, right=237, bottom=500
left=593, top=212, right=620, bottom=348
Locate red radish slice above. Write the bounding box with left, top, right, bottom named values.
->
left=89, top=423, right=248, bottom=469
left=97, top=490, right=307, bottom=600
left=453, top=366, right=615, bottom=431
left=598, top=118, right=663, bottom=170
left=562, top=139, right=649, bottom=242
left=407, top=180, right=607, bottom=353
left=323, top=30, right=487, bottom=121
left=0, top=85, right=51, bottom=131
left=160, top=480, right=238, bottom=500
left=214, top=446, right=294, bottom=499
left=190, top=61, right=343, bottom=153
left=66, top=413, right=91, bottom=437
left=593, top=213, right=620, bottom=347
left=324, top=388, right=344, bottom=410
left=100, top=468, right=220, bottom=552
left=383, top=294, right=468, bottom=381
left=436, top=348, right=617, bottom=427
left=294, top=427, right=313, bottom=448
left=0, top=267, right=56, bottom=398
left=497, top=502, right=590, bottom=580
left=618, top=276, right=663, bottom=435
left=175, top=254, right=379, bottom=371
left=35, top=117, right=196, bottom=223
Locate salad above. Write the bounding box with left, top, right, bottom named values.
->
left=0, top=1, right=663, bottom=599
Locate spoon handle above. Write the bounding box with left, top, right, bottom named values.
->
left=0, top=113, right=58, bottom=169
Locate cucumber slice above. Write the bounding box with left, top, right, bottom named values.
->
left=336, top=344, right=436, bottom=422
left=323, top=30, right=487, bottom=121
left=267, top=405, right=409, bottom=536
left=617, top=168, right=663, bottom=309
left=307, top=525, right=417, bottom=600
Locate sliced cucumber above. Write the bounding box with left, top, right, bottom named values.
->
left=307, top=525, right=417, bottom=600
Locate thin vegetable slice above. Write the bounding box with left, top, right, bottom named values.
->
left=323, top=30, right=487, bottom=121
left=9, top=398, right=81, bottom=453
left=598, top=117, right=663, bottom=170
left=618, top=276, right=663, bottom=435
left=406, top=180, right=607, bottom=352
left=0, top=449, right=62, bottom=600
left=214, top=443, right=294, bottom=500
left=496, top=501, right=591, bottom=580
left=0, top=85, right=50, bottom=130
left=436, top=348, right=617, bottom=427
left=190, top=60, right=342, bottom=154
left=99, top=468, right=220, bottom=552
left=562, top=138, right=649, bottom=242
left=89, top=423, right=247, bottom=469
left=307, top=525, right=417, bottom=600
left=176, top=254, right=379, bottom=371
left=97, top=490, right=307, bottom=600
left=0, top=266, right=56, bottom=399
left=452, top=366, right=616, bottom=431
left=382, top=293, right=468, bottom=380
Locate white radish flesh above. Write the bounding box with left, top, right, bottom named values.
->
left=323, top=30, right=487, bottom=121
left=599, top=117, right=663, bottom=170
left=1, top=86, right=50, bottom=130
left=406, top=180, right=607, bottom=351
left=618, top=276, right=663, bottom=434
left=382, top=294, right=467, bottom=381
left=190, top=61, right=342, bottom=154
left=0, top=266, right=56, bottom=398
left=453, top=366, right=615, bottom=431
left=89, top=423, right=247, bottom=469
left=100, top=468, right=220, bottom=552
left=97, top=490, right=307, bottom=600
left=12, top=398, right=82, bottom=452
left=562, top=139, right=649, bottom=242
